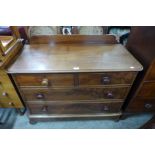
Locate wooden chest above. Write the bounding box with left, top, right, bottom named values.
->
left=0, top=70, right=23, bottom=108
left=125, top=27, right=155, bottom=114
left=7, top=43, right=142, bottom=123
left=126, top=60, right=155, bottom=113
left=0, top=36, right=24, bottom=109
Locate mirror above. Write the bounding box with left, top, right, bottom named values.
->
left=0, top=26, right=20, bottom=57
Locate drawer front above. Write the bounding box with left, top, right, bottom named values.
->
left=0, top=89, right=23, bottom=108
left=0, top=74, right=23, bottom=108
left=0, top=89, right=22, bottom=108
left=127, top=98, right=155, bottom=113
left=145, top=62, right=155, bottom=81
left=21, top=87, right=130, bottom=101
left=138, top=82, right=155, bottom=98
left=27, top=101, right=123, bottom=114
left=0, top=101, right=18, bottom=108
left=14, top=74, right=74, bottom=87
left=0, top=75, right=11, bottom=89
left=79, top=72, right=136, bottom=86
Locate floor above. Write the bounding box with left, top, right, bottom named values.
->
left=0, top=108, right=153, bottom=129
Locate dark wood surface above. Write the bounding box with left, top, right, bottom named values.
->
left=126, top=27, right=155, bottom=70
left=7, top=44, right=142, bottom=73
left=27, top=101, right=123, bottom=114
left=13, top=72, right=137, bottom=88
left=20, top=86, right=130, bottom=101
left=125, top=27, right=155, bottom=113
left=13, top=73, right=74, bottom=87
left=79, top=72, right=137, bottom=86
left=30, top=35, right=118, bottom=44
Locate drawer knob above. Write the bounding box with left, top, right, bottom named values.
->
left=106, top=92, right=113, bottom=98
left=102, top=76, right=110, bottom=84
left=41, top=78, right=49, bottom=86
left=8, top=102, right=14, bottom=106
left=42, top=106, right=48, bottom=112
left=2, top=92, right=8, bottom=96
left=145, top=103, right=152, bottom=109
left=36, top=93, right=44, bottom=99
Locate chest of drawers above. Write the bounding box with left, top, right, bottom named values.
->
left=126, top=60, right=155, bottom=113
left=0, top=70, right=23, bottom=108
left=7, top=43, right=142, bottom=123
left=125, top=27, right=155, bottom=114
left=0, top=36, right=24, bottom=109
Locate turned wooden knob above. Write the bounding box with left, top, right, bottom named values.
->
left=102, top=76, right=110, bottom=84
left=2, top=92, right=8, bottom=96
left=8, top=102, right=14, bottom=106
left=36, top=93, right=44, bottom=99
left=106, top=92, right=113, bottom=98
left=145, top=103, right=152, bottom=109
left=41, top=78, right=49, bottom=86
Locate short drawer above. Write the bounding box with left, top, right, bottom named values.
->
left=27, top=101, right=123, bottom=114
left=13, top=74, right=74, bottom=87
left=20, top=86, right=130, bottom=101
left=0, top=90, right=13, bottom=102
left=126, top=98, right=155, bottom=113
left=79, top=72, right=136, bottom=86
left=0, top=90, right=23, bottom=108
left=0, top=101, right=18, bottom=108
left=138, top=82, right=155, bottom=98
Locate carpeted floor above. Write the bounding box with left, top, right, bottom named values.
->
left=0, top=109, right=153, bottom=129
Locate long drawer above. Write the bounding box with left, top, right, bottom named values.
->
left=27, top=101, right=123, bottom=114
left=20, top=86, right=130, bottom=101
left=13, top=72, right=136, bottom=87
left=126, top=98, right=155, bottom=113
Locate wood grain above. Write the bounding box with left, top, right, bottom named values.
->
left=20, top=86, right=130, bottom=101
left=7, top=44, right=143, bottom=73
left=125, top=27, right=155, bottom=114
left=27, top=101, right=123, bottom=114
left=30, top=35, right=117, bottom=44
left=0, top=70, right=23, bottom=108
left=14, top=73, right=74, bottom=87
left=79, top=72, right=137, bottom=86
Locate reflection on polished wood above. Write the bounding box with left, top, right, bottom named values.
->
left=7, top=44, right=143, bottom=73
left=0, top=36, right=14, bottom=48
left=30, top=35, right=117, bottom=44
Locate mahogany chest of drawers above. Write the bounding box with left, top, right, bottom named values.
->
left=7, top=43, right=142, bottom=123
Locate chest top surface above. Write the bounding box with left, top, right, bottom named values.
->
left=7, top=43, right=143, bottom=73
